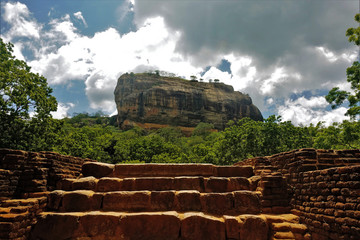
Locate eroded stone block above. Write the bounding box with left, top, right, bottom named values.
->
left=181, top=212, right=225, bottom=240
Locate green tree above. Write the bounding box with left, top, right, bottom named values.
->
left=313, top=122, right=343, bottom=149
left=279, top=121, right=313, bottom=151
left=261, top=115, right=282, bottom=155
left=326, top=14, right=360, bottom=118
left=157, top=127, right=184, bottom=143
left=190, top=75, right=197, bottom=81
left=192, top=122, right=214, bottom=138
left=216, top=118, right=262, bottom=164
left=339, top=120, right=360, bottom=149
left=346, top=14, right=360, bottom=45
left=0, top=38, right=57, bottom=149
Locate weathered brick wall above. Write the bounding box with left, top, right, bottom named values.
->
left=0, top=148, right=93, bottom=199
left=0, top=169, right=17, bottom=201
left=257, top=173, right=291, bottom=214
left=237, top=148, right=360, bottom=239
left=237, top=148, right=360, bottom=178
left=0, top=196, right=47, bottom=239
left=290, top=165, right=360, bottom=240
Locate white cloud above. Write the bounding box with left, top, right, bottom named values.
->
left=266, top=98, right=274, bottom=105
left=73, top=11, right=87, bottom=27
left=2, top=1, right=357, bottom=122
left=224, top=53, right=257, bottom=90
left=85, top=71, right=117, bottom=112
left=294, top=96, right=328, bottom=108
left=316, top=46, right=358, bottom=64
left=202, top=67, right=231, bottom=83
left=316, top=47, right=338, bottom=63
left=51, top=102, right=75, bottom=119
left=260, top=67, right=302, bottom=96
left=48, top=14, right=79, bottom=42
left=278, top=97, right=350, bottom=126
left=2, top=2, right=41, bottom=39
left=3, top=4, right=202, bottom=114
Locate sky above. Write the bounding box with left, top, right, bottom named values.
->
left=1, top=0, right=359, bottom=126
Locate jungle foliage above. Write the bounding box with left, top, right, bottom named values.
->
left=24, top=114, right=360, bottom=165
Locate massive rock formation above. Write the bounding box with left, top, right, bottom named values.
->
left=114, top=73, right=263, bottom=129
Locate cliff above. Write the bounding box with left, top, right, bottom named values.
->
left=114, top=73, right=263, bottom=129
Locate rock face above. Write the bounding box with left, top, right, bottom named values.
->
left=114, top=73, right=263, bottom=129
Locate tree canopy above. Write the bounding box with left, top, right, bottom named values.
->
left=326, top=14, right=360, bottom=118
left=39, top=113, right=360, bottom=165
left=0, top=38, right=58, bottom=150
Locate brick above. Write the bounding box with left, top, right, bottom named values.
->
left=47, top=190, right=64, bottom=210
left=271, top=206, right=291, bottom=214
left=227, top=177, right=250, bottom=191
left=344, top=203, right=357, bottom=210
left=61, top=190, right=103, bottom=212
left=119, top=212, right=181, bottom=240
left=175, top=190, right=201, bottom=212
left=73, top=212, right=122, bottom=238
left=201, top=193, right=233, bottom=215
left=216, top=166, right=253, bottom=178
left=56, top=179, right=75, bottom=191
left=112, top=164, right=214, bottom=178
left=96, top=177, right=122, bottom=192
left=174, top=177, right=204, bottom=191
left=324, top=208, right=335, bottom=216
left=233, top=191, right=261, bottom=214
left=82, top=162, right=114, bottom=178
left=335, top=202, right=345, bottom=210
left=150, top=191, right=175, bottom=211
left=239, top=215, right=268, bottom=240
left=261, top=200, right=272, bottom=207
left=224, top=216, right=240, bottom=240
left=30, top=213, right=80, bottom=240
left=72, top=177, right=97, bottom=190
left=103, top=191, right=150, bottom=211
left=132, top=177, right=174, bottom=191
left=334, top=210, right=346, bottom=217
left=181, top=212, right=225, bottom=240
left=205, top=177, right=229, bottom=192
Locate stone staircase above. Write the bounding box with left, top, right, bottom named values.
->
left=0, top=195, right=47, bottom=239
left=30, top=162, right=310, bottom=240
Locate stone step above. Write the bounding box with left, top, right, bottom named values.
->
left=48, top=190, right=262, bottom=216
left=270, top=223, right=309, bottom=240
left=82, top=162, right=254, bottom=178
left=58, top=176, right=253, bottom=193
left=30, top=211, right=270, bottom=240
left=0, top=197, right=48, bottom=239
left=265, top=214, right=311, bottom=240
left=0, top=197, right=47, bottom=209
left=271, top=222, right=308, bottom=234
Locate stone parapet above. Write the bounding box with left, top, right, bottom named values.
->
left=82, top=162, right=254, bottom=178
left=0, top=148, right=93, bottom=199
left=236, top=148, right=360, bottom=179
left=57, top=176, right=252, bottom=193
